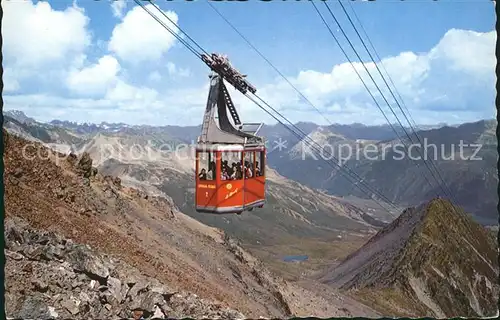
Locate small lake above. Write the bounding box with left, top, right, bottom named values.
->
left=282, top=255, right=309, bottom=262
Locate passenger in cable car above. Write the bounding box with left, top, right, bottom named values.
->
left=255, top=161, right=261, bottom=177
left=228, top=162, right=236, bottom=177
left=207, top=165, right=214, bottom=180
left=229, top=166, right=237, bottom=180
left=221, top=167, right=230, bottom=181
left=244, top=161, right=253, bottom=178
left=234, top=164, right=243, bottom=180
left=198, top=168, right=207, bottom=180
left=207, top=161, right=216, bottom=180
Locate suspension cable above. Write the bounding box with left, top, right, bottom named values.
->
left=312, top=1, right=449, bottom=199
left=134, top=0, right=202, bottom=59
left=341, top=0, right=457, bottom=203
left=145, top=0, right=210, bottom=56
left=245, top=92, right=398, bottom=213
left=336, top=0, right=457, bottom=202
left=205, top=0, right=399, bottom=207
left=206, top=0, right=333, bottom=126
left=322, top=1, right=454, bottom=200
left=131, top=0, right=399, bottom=214
left=250, top=91, right=398, bottom=208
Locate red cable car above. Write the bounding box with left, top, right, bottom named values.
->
left=195, top=54, right=266, bottom=214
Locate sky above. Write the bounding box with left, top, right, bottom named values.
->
left=3, top=0, right=496, bottom=127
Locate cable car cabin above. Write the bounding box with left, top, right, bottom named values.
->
left=195, top=144, right=266, bottom=214
left=194, top=61, right=266, bottom=214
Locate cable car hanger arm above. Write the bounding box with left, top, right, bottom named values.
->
left=201, top=53, right=257, bottom=95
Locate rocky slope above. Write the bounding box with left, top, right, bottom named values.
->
left=319, top=198, right=499, bottom=317
left=5, top=217, right=244, bottom=320
left=3, top=129, right=380, bottom=318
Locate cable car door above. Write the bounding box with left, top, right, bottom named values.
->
left=196, top=150, right=217, bottom=210
left=243, top=150, right=256, bottom=208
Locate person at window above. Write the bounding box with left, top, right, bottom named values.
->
left=255, top=161, right=261, bottom=176
left=244, top=161, right=253, bottom=178
left=207, top=161, right=215, bottom=180
left=198, top=168, right=207, bottom=180
left=228, top=162, right=236, bottom=177
left=221, top=167, right=230, bottom=181
left=235, top=163, right=243, bottom=180
left=229, top=163, right=237, bottom=179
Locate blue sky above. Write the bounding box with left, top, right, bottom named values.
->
left=3, top=0, right=496, bottom=126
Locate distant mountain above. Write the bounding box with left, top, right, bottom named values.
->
left=4, top=109, right=451, bottom=148
left=320, top=198, right=499, bottom=317
left=3, top=109, right=494, bottom=223
left=3, top=113, right=85, bottom=145
left=261, top=122, right=450, bottom=146
left=4, top=110, right=36, bottom=124
left=324, top=123, right=402, bottom=141
left=268, top=119, right=498, bottom=225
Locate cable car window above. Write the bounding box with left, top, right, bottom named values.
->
left=243, top=151, right=255, bottom=178
left=197, top=151, right=215, bottom=181
left=255, top=150, right=264, bottom=176
left=221, top=151, right=242, bottom=180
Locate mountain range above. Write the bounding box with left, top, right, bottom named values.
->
left=269, top=119, right=498, bottom=225
left=5, top=109, right=497, bottom=226
left=3, top=109, right=498, bottom=318
left=3, top=110, right=398, bottom=278
left=319, top=198, right=498, bottom=317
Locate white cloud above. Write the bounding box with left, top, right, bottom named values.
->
left=1, top=0, right=494, bottom=128
left=167, top=62, right=176, bottom=75
left=3, top=1, right=91, bottom=67
left=2, top=1, right=177, bottom=119
left=166, top=62, right=191, bottom=77
left=245, top=28, right=496, bottom=126
left=2, top=0, right=91, bottom=95
left=428, top=28, right=495, bottom=75
left=4, top=68, right=21, bottom=93
left=66, top=55, right=121, bottom=96
left=108, top=4, right=180, bottom=64
left=3, top=89, right=188, bottom=126
left=105, top=80, right=159, bottom=105
left=111, top=0, right=127, bottom=18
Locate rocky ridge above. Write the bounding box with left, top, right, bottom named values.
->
left=320, top=198, right=499, bottom=317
